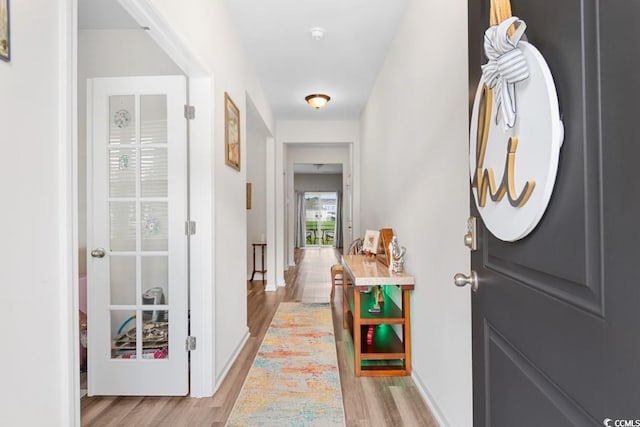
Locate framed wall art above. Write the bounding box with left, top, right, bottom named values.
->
left=225, top=92, right=240, bottom=171
left=246, top=182, right=252, bottom=209
left=0, top=0, right=9, bottom=62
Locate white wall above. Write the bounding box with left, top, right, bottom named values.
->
left=276, top=120, right=360, bottom=280
left=359, top=0, right=471, bottom=426
left=149, top=0, right=275, bottom=387
left=0, top=1, right=76, bottom=425
left=294, top=174, right=342, bottom=193
left=246, top=103, right=268, bottom=279
left=78, top=29, right=183, bottom=275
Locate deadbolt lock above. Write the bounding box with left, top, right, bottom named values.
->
left=464, top=216, right=477, bottom=251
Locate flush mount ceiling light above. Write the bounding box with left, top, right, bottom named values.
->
left=305, top=93, right=331, bottom=109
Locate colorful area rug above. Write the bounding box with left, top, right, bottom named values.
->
left=226, top=302, right=345, bottom=426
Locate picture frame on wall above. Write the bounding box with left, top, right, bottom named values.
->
left=0, top=0, right=9, bottom=62
left=225, top=92, right=241, bottom=171
left=246, top=182, right=252, bottom=210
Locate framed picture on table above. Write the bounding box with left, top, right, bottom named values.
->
left=362, top=229, right=381, bottom=254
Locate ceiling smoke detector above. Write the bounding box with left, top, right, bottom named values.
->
left=310, top=27, right=326, bottom=40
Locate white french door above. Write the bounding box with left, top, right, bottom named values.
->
left=87, top=76, right=188, bottom=396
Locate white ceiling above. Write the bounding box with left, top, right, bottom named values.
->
left=78, top=0, right=139, bottom=30
left=223, top=0, right=408, bottom=120
left=79, top=0, right=408, bottom=121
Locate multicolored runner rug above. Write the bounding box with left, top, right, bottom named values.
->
left=226, top=302, right=345, bottom=426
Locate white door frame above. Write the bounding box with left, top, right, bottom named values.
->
left=65, top=0, right=215, bottom=424
left=62, top=1, right=80, bottom=425
left=117, top=0, right=215, bottom=398
left=282, top=142, right=356, bottom=268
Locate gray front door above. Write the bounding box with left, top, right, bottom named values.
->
left=468, top=1, right=640, bottom=425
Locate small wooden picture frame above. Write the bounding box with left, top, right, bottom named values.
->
left=378, top=228, right=395, bottom=266
left=246, top=182, right=252, bottom=210
left=225, top=92, right=240, bottom=171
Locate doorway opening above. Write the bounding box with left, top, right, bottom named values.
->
left=292, top=162, right=345, bottom=254
left=77, top=0, right=215, bottom=403
left=304, top=192, right=337, bottom=247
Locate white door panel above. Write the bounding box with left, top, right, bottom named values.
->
left=87, top=76, right=188, bottom=396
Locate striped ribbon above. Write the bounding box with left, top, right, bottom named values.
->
left=481, top=16, right=529, bottom=129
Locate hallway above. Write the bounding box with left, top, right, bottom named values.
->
left=81, top=248, right=437, bottom=426
left=297, top=247, right=340, bottom=303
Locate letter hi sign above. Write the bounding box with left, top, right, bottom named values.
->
left=472, top=86, right=535, bottom=209
left=469, top=41, right=564, bottom=242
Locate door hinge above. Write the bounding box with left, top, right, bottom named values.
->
left=184, top=105, right=195, bottom=120
left=186, top=336, right=197, bottom=351
left=185, top=220, right=196, bottom=236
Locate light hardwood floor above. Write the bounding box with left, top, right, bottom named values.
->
left=81, top=248, right=438, bottom=426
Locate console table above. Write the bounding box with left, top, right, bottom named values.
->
left=341, top=254, right=414, bottom=376
left=250, top=243, right=267, bottom=281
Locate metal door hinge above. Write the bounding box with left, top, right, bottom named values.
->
left=186, top=336, right=197, bottom=351
left=184, top=105, right=195, bottom=120
left=185, top=220, right=196, bottom=236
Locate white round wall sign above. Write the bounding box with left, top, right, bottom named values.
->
left=469, top=40, right=564, bottom=242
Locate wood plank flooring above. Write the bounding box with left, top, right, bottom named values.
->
left=81, top=248, right=439, bottom=426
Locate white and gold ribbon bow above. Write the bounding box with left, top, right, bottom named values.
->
left=481, top=16, right=529, bottom=129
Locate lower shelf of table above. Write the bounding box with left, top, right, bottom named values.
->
left=358, top=357, right=410, bottom=377
left=346, top=312, right=410, bottom=376
left=360, top=363, right=410, bottom=377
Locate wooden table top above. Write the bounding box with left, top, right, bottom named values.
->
left=342, top=255, right=415, bottom=289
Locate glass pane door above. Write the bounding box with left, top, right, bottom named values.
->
left=108, top=94, right=170, bottom=361
left=88, top=76, right=187, bottom=396
left=304, top=192, right=337, bottom=246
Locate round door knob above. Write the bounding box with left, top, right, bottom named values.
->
left=454, top=271, right=479, bottom=292
left=91, top=247, right=106, bottom=258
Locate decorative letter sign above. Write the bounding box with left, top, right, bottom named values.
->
left=469, top=17, right=564, bottom=241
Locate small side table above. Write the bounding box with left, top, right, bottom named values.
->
left=250, top=243, right=267, bottom=281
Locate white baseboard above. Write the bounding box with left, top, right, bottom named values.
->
left=215, top=328, right=250, bottom=390
left=412, top=368, right=452, bottom=427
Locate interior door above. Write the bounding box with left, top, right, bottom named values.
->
left=87, top=76, right=188, bottom=396
left=467, top=1, right=640, bottom=426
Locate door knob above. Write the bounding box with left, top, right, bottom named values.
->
left=91, top=247, right=106, bottom=258
left=454, top=271, right=478, bottom=292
